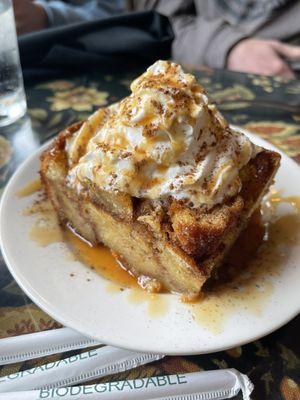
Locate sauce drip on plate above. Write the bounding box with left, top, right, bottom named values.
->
left=16, top=179, right=42, bottom=197
left=20, top=181, right=300, bottom=326
left=190, top=192, right=300, bottom=333
left=64, top=227, right=139, bottom=289
left=127, top=289, right=169, bottom=318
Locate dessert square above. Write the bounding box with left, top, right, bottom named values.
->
left=40, top=61, right=280, bottom=298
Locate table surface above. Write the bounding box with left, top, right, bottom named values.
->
left=0, top=66, right=299, bottom=400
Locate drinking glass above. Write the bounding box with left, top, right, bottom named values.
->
left=0, top=0, right=27, bottom=127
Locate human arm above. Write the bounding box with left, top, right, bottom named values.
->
left=227, top=39, right=300, bottom=78
left=133, top=0, right=300, bottom=77
left=13, top=0, right=124, bottom=34
left=13, top=0, right=49, bottom=35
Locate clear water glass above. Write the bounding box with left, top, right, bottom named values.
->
left=0, top=0, right=27, bottom=127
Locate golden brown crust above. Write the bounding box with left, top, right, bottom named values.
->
left=40, top=121, right=84, bottom=161
left=168, top=196, right=244, bottom=258
left=239, top=150, right=281, bottom=204
left=40, top=118, right=281, bottom=295
left=167, top=149, right=280, bottom=260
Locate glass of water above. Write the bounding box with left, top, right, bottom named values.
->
left=0, top=0, right=27, bottom=127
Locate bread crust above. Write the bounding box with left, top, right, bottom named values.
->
left=40, top=118, right=281, bottom=295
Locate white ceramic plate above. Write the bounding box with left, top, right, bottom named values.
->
left=1, top=128, right=300, bottom=355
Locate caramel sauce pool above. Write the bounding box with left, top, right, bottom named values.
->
left=267, top=190, right=300, bottom=213
left=23, top=194, right=64, bottom=246
left=16, top=179, right=42, bottom=197
left=192, top=193, right=300, bottom=333
left=127, top=289, right=169, bottom=317
left=64, top=230, right=169, bottom=316
left=21, top=181, right=300, bottom=327
left=64, top=229, right=139, bottom=289
left=24, top=194, right=138, bottom=288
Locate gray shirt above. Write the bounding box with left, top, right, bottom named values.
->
left=35, top=0, right=125, bottom=26
left=34, top=0, right=300, bottom=69
left=131, top=0, right=300, bottom=68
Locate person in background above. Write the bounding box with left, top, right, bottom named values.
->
left=131, top=0, right=300, bottom=79
left=13, top=0, right=300, bottom=78
left=13, top=0, right=125, bottom=34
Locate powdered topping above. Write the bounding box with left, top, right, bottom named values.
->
left=66, top=60, right=260, bottom=207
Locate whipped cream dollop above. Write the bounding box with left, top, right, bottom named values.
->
left=66, top=61, right=260, bottom=208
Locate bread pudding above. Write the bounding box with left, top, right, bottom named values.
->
left=40, top=61, right=280, bottom=298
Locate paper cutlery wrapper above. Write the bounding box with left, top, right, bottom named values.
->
left=0, top=346, right=163, bottom=391
left=0, top=328, right=99, bottom=365
left=0, top=369, right=253, bottom=400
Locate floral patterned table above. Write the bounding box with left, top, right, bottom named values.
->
left=0, top=67, right=299, bottom=400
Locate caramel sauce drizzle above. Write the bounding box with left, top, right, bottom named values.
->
left=24, top=198, right=63, bottom=246
left=16, top=179, right=42, bottom=197
left=64, top=228, right=138, bottom=289
left=127, top=289, right=169, bottom=317
left=268, top=193, right=300, bottom=213
left=191, top=191, right=300, bottom=333
left=20, top=181, right=300, bottom=326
